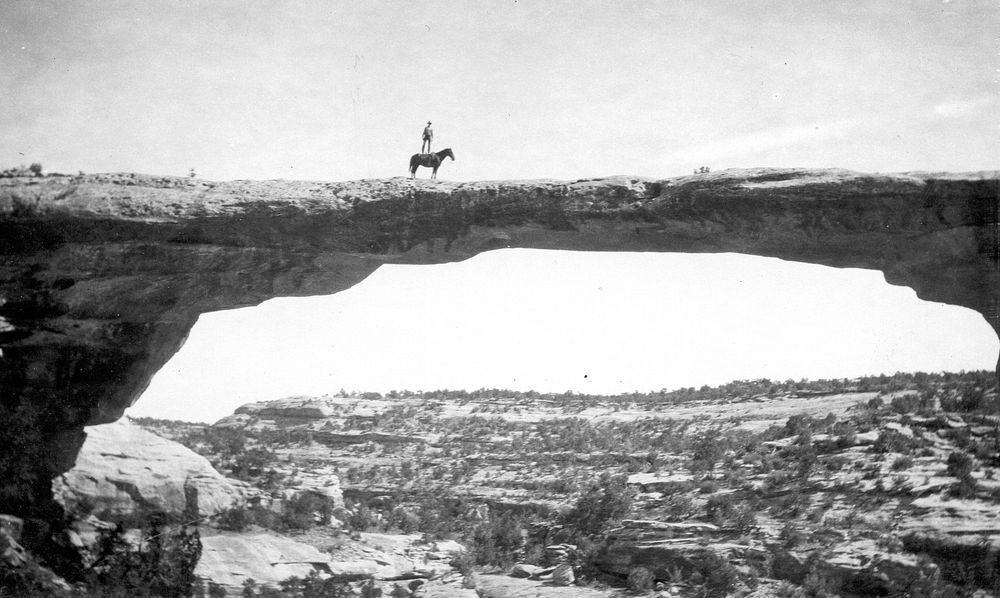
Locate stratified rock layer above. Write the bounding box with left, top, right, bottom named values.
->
left=1, top=169, right=997, bottom=520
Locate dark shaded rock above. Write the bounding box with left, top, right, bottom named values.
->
left=0, top=515, right=23, bottom=543
left=771, top=550, right=807, bottom=584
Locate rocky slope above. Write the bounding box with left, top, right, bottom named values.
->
left=1, top=168, right=998, bottom=564
left=8, top=374, right=998, bottom=596
left=136, top=373, right=1000, bottom=596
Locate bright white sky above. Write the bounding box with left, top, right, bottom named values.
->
left=2, top=1, right=998, bottom=180
left=129, top=250, right=999, bottom=423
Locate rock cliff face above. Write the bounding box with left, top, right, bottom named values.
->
left=1, top=168, right=997, bottom=521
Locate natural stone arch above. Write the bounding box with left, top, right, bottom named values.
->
left=0, top=168, right=997, bottom=523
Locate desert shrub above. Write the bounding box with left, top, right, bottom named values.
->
left=664, top=494, right=695, bottom=520
left=787, top=437, right=818, bottom=479
left=229, top=447, right=278, bottom=480
left=695, top=552, right=739, bottom=598
left=776, top=580, right=806, bottom=598
left=469, top=512, right=524, bottom=567
left=389, top=506, right=421, bottom=534
left=951, top=475, right=979, bottom=499
left=281, top=492, right=333, bottom=530
left=784, top=414, right=816, bottom=437
left=903, top=533, right=1000, bottom=592
left=764, top=469, right=791, bottom=489
left=834, top=429, right=856, bottom=450
left=85, top=515, right=201, bottom=598
left=699, top=480, right=719, bottom=494
left=249, top=505, right=282, bottom=531
left=801, top=564, right=840, bottom=598
left=216, top=505, right=252, bottom=531
left=969, top=437, right=999, bottom=463
left=277, top=570, right=352, bottom=597
left=940, top=387, right=987, bottom=412
left=732, top=503, right=758, bottom=534
left=561, top=473, right=633, bottom=539
left=451, top=550, right=476, bottom=578
left=346, top=504, right=379, bottom=532
left=943, top=427, right=973, bottom=451
left=182, top=426, right=246, bottom=458
left=705, top=494, right=735, bottom=526
left=891, top=455, right=914, bottom=471
left=780, top=522, right=807, bottom=548
left=891, top=393, right=934, bottom=414
left=946, top=451, right=974, bottom=478
left=689, top=430, right=725, bottom=475
left=872, top=430, right=921, bottom=454
left=822, top=455, right=849, bottom=472
left=410, top=493, right=476, bottom=538
left=894, top=556, right=962, bottom=598
left=627, top=566, right=656, bottom=593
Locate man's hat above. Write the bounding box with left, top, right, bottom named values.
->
left=427, top=121, right=432, bottom=124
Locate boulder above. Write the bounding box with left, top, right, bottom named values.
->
left=432, top=539, right=466, bottom=557
left=551, top=563, right=575, bottom=586
left=52, top=419, right=244, bottom=521
left=510, top=563, right=543, bottom=578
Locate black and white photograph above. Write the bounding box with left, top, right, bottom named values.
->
left=1, top=1, right=998, bottom=596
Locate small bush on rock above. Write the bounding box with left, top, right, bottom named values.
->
left=216, top=505, right=252, bottom=531
left=469, top=512, right=524, bottom=568
left=627, top=566, right=656, bottom=593
left=696, top=552, right=739, bottom=598
left=561, top=473, right=633, bottom=539
left=891, top=455, right=914, bottom=471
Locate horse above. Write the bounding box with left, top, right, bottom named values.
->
left=409, top=148, right=455, bottom=179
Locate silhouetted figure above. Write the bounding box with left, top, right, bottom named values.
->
left=421, top=121, right=433, bottom=153
left=409, top=148, right=455, bottom=179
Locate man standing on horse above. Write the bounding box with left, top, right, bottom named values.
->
left=421, top=121, right=433, bottom=153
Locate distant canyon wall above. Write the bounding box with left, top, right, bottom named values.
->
left=0, top=168, right=997, bottom=517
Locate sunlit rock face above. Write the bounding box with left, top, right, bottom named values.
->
left=0, top=168, right=997, bottom=519
left=51, top=419, right=244, bottom=521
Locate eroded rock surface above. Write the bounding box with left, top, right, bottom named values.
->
left=52, top=419, right=244, bottom=521
left=196, top=530, right=462, bottom=595
left=1, top=168, right=997, bottom=523
left=196, top=531, right=334, bottom=589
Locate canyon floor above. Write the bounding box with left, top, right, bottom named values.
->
left=4, top=372, right=999, bottom=596
left=48, top=371, right=989, bottom=597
